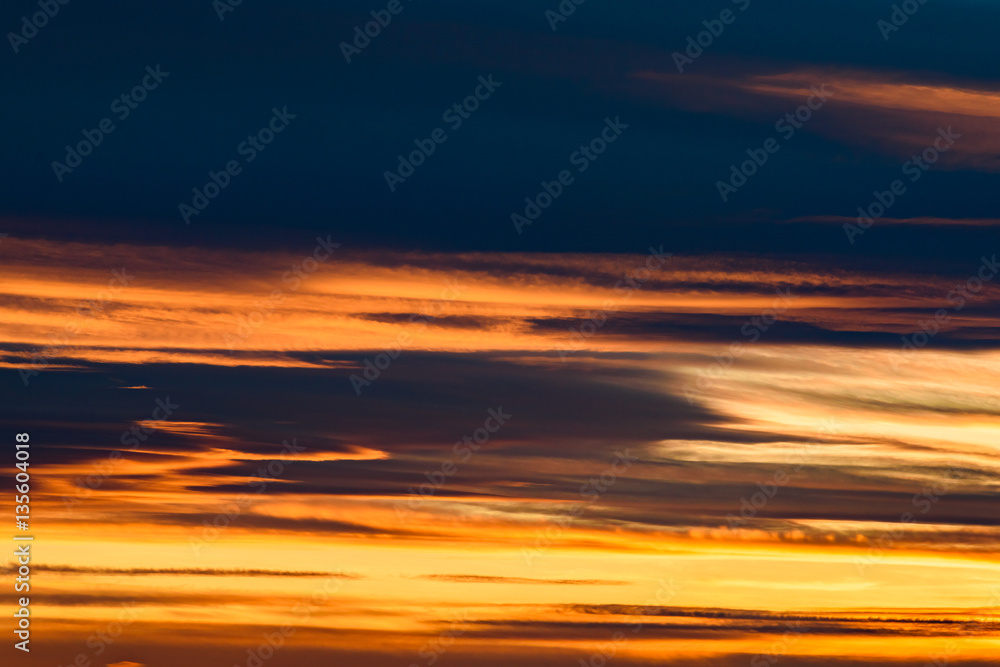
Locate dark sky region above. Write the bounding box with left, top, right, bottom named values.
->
left=0, top=0, right=997, bottom=261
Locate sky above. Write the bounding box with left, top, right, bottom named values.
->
left=2, top=1, right=1000, bottom=666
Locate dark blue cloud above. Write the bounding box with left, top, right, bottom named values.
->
left=1, top=0, right=997, bottom=258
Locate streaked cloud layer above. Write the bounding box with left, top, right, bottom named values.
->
left=4, top=237, right=999, bottom=664
left=3, top=1, right=999, bottom=665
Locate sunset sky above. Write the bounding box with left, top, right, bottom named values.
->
left=3, top=1, right=999, bottom=666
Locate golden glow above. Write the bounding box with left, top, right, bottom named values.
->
left=5, top=236, right=998, bottom=665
